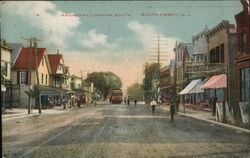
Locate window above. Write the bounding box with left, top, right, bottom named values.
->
left=46, top=74, right=48, bottom=85
left=240, top=67, right=250, bottom=102
left=210, top=44, right=224, bottom=64
left=241, top=32, right=247, bottom=52
left=210, top=49, right=215, bottom=63
left=220, top=43, right=224, bottom=63
left=20, top=72, right=27, bottom=85
left=41, top=73, right=44, bottom=84
left=215, top=46, right=220, bottom=63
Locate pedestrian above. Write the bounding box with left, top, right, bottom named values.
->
left=150, top=99, right=157, bottom=115
left=134, top=99, right=137, bottom=107
left=127, top=98, right=130, bottom=105
left=124, top=97, right=127, bottom=104
left=170, top=103, right=176, bottom=123
left=211, top=95, right=217, bottom=116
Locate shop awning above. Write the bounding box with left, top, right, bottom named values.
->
left=189, top=80, right=204, bottom=94
left=179, top=79, right=203, bottom=95
left=201, top=74, right=227, bottom=89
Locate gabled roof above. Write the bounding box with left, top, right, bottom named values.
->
left=8, top=43, right=24, bottom=64
left=13, top=47, right=46, bottom=69
left=47, top=54, right=62, bottom=74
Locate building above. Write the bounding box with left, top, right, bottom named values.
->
left=1, top=40, right=12, bottom=111
left=205, top=20, right=237, bottom=123
left=180, top=27, right=210, bottom=106
left=11, top=47, right=52, bottom=108
left=186, top=27, right=210, bottom=80
left=7, top=43, right=24, bottom=108
left=159, top=60, right=175, bottom=104
left=234, top=0, right=250, bottom=124
left=174, top=42, right=193, bottom=104
left=71, top=75, right=85, bottom=106
left=47, top=50, right=72, bottom=106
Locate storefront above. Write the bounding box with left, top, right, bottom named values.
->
left=179, top=79, right=204, bottom=105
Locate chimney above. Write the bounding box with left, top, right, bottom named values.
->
left=57, top=49, right=59, bottom=54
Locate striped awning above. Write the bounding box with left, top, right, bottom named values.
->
left=179, top=79, right=203, bottom=95
left=201, top=74, right=227, bottom=89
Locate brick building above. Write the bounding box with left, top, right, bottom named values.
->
left=234, top=0, right=250, bottom=123
left=206, top=20, right=237, bottom=121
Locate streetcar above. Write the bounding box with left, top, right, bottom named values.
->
left=110, top=88, right=123, bottom=104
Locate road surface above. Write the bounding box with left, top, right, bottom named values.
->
left=2, top=103, right=250, bottom=158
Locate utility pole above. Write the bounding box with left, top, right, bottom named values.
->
left=173, top=41, right=178, bottom=112
left=34, top=41, right=42, bottom=114
left=148, top=35, right=168, bottom=101
left=22, top=36, right=42, bottom=114
left=28, top=40, right=32, bottom=114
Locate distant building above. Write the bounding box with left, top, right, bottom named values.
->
left=47, top=50, right=72, bottom=107
left=174, top=42, right=193, bottom=104
left=234, top=0, right=250, bottom=123
left=159, top=60, right=175, bottom=103
left=186, top=27, right=210, bottom=79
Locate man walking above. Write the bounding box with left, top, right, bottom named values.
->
left=150, top=99, right=157, bottom=115
left=170, top=103, right=176, bottom=123
left=134, top=99, right=137, bottom=107
left=211, top=95, right=218, bottom=116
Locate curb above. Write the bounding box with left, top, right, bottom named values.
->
left=161, top=107, right=250, bottom=134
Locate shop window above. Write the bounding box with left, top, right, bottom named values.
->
left=240, top=67, right=250, bottom=102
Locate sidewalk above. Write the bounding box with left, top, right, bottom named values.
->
left=161, top=104, right=250, bottom=134
left=2, top=106, right=71, bottom=120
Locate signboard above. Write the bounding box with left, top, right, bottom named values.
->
left=216, top=102, right=232, bottom=123
left=239, top=102, right=250, bottom=124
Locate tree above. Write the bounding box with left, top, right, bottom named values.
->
left=143, top=62, right=159, bottom=103
left=85, top=71, right=122, bottom=99
left=25, top=85, right=40, bottom=112
left=127, top=83, right=143, bottom=101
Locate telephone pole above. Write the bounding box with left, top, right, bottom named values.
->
left=22, top=36, right=42, bottom=114
left=148, top=35, right=169, bottom=100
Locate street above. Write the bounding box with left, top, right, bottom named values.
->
left=2, top=104, right=250, bottom=158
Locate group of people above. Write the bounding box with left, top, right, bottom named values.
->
left=124, top=97, right=137, bottom=107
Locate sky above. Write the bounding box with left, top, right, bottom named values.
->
left=0, top=1, right=242, bottom=91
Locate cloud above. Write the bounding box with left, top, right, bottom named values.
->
left=81, top=29, right=108, bottom=48
left=127, top=21, right=177, bottom=65
left=2, top=1, right=81, bottom=48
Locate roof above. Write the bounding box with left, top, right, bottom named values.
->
left=201, top=74, right=227, bottom=89
left=179, top=79, right=204, bottom=95
left=13, top=47, right=46, bottom=69
left=47, top=54, right=62, bottom=74
left=185, top=43, right=194, bottom=60
left=8, top=43, right=24, bottom=64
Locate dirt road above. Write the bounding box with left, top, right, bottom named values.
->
left=2, top=104, right=250, bottom=158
